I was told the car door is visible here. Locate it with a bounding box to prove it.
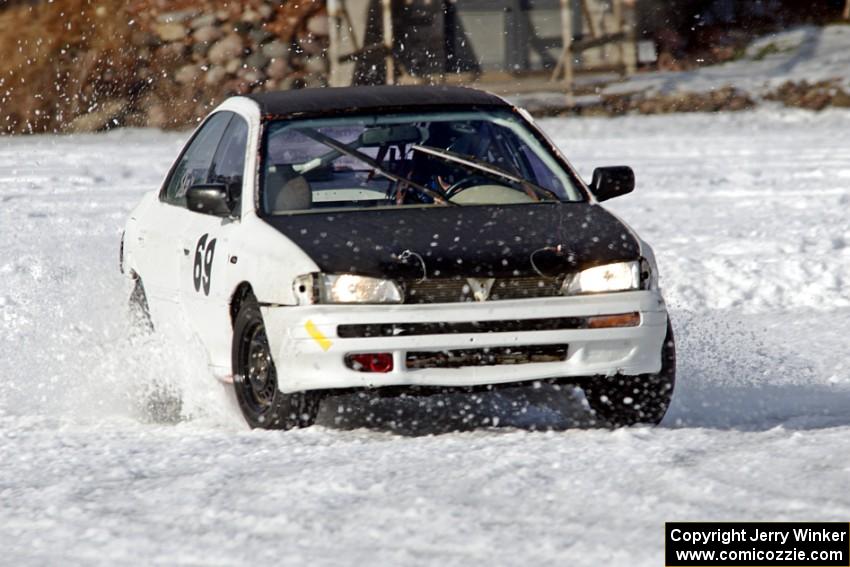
[180,113,250,366]
[135,112,232,328]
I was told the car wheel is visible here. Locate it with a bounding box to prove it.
[583,320,676,427]
[231,295,319,430]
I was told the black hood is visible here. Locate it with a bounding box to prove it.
[263,203,640,280]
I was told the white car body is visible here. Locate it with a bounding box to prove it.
[121,88,669,399]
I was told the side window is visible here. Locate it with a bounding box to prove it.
[162,112,232,206]
[209,115,249,213]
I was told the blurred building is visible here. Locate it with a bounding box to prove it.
[328,0,850,86]
[329,0,640,89]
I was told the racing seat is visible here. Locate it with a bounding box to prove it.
[265,165,312,212]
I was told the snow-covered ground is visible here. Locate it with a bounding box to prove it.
[606,24,850,97]
[1,108,849,565]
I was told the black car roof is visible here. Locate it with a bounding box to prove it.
[246,85,510,118]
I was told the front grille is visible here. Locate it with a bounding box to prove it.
[406,345,568,370]
[490,277,564,300]
[403,276,563,304]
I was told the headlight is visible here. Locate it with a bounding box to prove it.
[562,261,645,295]
[294,273,403,304]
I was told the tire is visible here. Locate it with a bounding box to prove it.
[128,278,183,422]
[583,320,676,427]
[231,295,320,430]
[128,278,154,333]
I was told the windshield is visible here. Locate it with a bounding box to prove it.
[260,109,584,214]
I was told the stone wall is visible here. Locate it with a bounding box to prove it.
[1,0,331,134]
[126,0,331,129]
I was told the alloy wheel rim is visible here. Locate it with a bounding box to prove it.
[241,322,277,412]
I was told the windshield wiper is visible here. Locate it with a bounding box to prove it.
[410,144,561,202]
[295,128,454,206]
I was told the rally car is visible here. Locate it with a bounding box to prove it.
[121,85,675,429]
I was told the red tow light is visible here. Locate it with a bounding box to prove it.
[345,353,394,373]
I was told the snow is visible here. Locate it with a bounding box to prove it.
[1,109,850,565]
[605,24,850,97]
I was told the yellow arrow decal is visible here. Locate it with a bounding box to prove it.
[304,319,332,351]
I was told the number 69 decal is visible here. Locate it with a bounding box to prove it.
[193,233,217,296]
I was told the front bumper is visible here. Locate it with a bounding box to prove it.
[261,290,669,393]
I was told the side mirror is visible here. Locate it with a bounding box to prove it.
[590,166,635,202]
[186,183,233,217]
